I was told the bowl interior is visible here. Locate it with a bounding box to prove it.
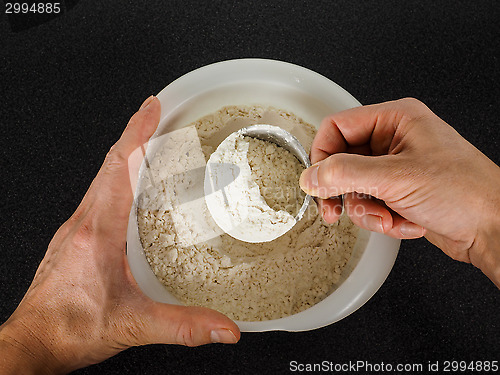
[126,59,400,331]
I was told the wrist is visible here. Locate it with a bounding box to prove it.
[0,318,65,375]
[470,198,500,288]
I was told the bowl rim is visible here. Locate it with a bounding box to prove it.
[126,58,400,332]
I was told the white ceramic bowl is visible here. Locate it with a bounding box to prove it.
[126,59,400,332]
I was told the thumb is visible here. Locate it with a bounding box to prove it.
[143,303,241,346]
[299,153,396,200]
[83,96,161,226]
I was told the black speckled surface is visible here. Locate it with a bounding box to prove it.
[1,1,499,374]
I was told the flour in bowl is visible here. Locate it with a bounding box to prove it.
[205,132,304,243]
[136,105,358,321]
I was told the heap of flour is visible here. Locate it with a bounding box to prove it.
[205,131,302,243]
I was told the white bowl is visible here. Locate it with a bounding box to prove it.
[126,59,400,332]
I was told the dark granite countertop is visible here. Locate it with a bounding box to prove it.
[1,1,498,374]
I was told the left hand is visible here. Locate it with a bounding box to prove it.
[0,96,240,375]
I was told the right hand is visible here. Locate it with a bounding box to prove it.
[299,98,500,287]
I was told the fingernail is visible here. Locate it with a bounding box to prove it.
[300,164,320,192]
[400,222,425,238]
[321,205,327,219]
[210,329,238,344]
[362,214,384,233]
[140,95,155,111]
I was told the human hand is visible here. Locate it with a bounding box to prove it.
[299,98,500,287]
[0,96,240,374]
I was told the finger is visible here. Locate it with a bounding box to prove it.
[384,212,426,239]
[310,115,347,163]
[316,197,343,224]
[310,98,428,162]
[346,144,372,156]
[343,193,425,238]
[300,153,397,201]
[144,303,240,347]
[344,193,393,233]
